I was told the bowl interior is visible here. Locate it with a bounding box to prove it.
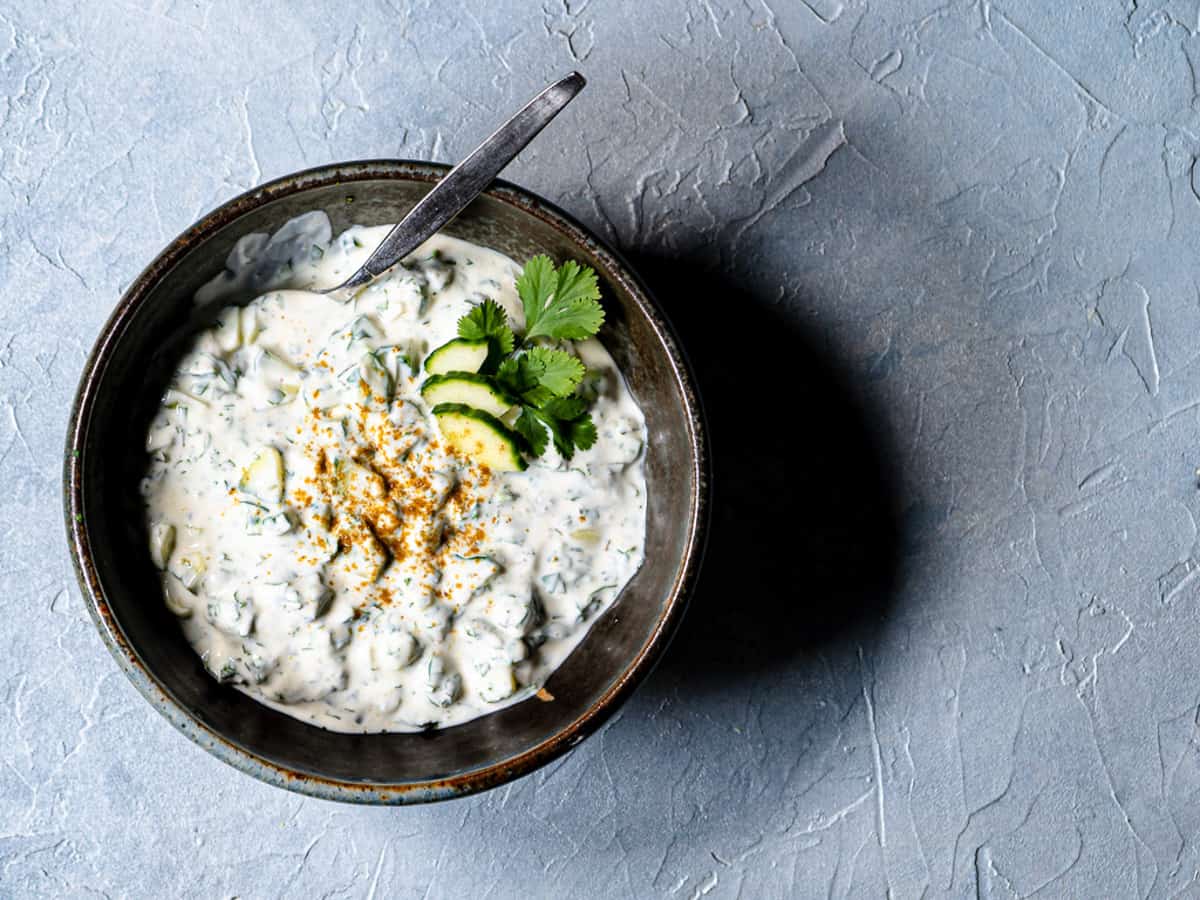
[73,166,702,794]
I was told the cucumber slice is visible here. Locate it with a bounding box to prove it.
[424,338,488,375]
[433,403,527,472]
[421,374,516,418]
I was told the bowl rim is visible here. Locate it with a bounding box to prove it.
[63,159,710,804]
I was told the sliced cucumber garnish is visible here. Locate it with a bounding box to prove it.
[424,338,488,375]
[421,373,516,418]
[433,403,526,472]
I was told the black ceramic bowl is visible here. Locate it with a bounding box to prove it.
[64,161,708,803]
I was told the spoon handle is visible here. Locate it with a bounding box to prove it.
[330,72,586,292]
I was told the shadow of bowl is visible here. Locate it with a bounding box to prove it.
[630,251,903,692]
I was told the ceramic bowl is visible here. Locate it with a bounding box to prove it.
[64,160,708,803]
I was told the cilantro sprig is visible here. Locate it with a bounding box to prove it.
[518,256,605,340]
[457,298,514,354]
[454,255,604,460]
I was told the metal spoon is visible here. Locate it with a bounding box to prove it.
[326,72,586,293]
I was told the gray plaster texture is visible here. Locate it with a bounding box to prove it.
[1,0,1198,896]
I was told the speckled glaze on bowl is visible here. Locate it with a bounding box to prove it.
[63,160,708,804]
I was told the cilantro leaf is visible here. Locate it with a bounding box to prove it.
[495,356,520,391]
[495,349,585,407]
[496,353,546,400]
[530,398,596,460]
[525,348,585,397]
[514,407,548,456]
[539,395,588,420]
[527,290,605,341]
[516,255,557,335]
[517,255,605,341]
[533,409,572,458]
[569,414,598,451]
[458,299,515,356]
[552,261,600,308]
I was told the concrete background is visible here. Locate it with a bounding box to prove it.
[2,0,1198,896]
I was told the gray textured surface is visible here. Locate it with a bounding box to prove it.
[3,0,1199,896]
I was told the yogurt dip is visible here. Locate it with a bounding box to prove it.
[139,214,647,732]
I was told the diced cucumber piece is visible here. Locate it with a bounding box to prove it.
[169,551,206,591]
[330,619,353,651]
[304,500,333,534]
[240,641,275,684]
[161,575,194,618]
[283,572,333,621]
[506,637,528,663]
[539,572,566,594]
[149,522,175,570]
[358,352,393,403]
[419,251,455,293]
[373,345,415,386]
[146,420,173,453]
[252,347,299,387]
[463,617,505,650]
[336,457,387,501]
[241,305,262,344]
[420,373,516,417]
[377,624,421,669]
[477,662,517,703]
[432,403,526,472]
[213,658,239,683]
[490,592,534,633]
[163,387,207,409]
[428,673,460,707]
[424,338,488,375]
[207,588,255,638]
[245,508,293,537]
[349,314,383,342]
[340,530,389,583]
[426,654,461,707]
[239,446,284,503]
[214,307,242,352]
